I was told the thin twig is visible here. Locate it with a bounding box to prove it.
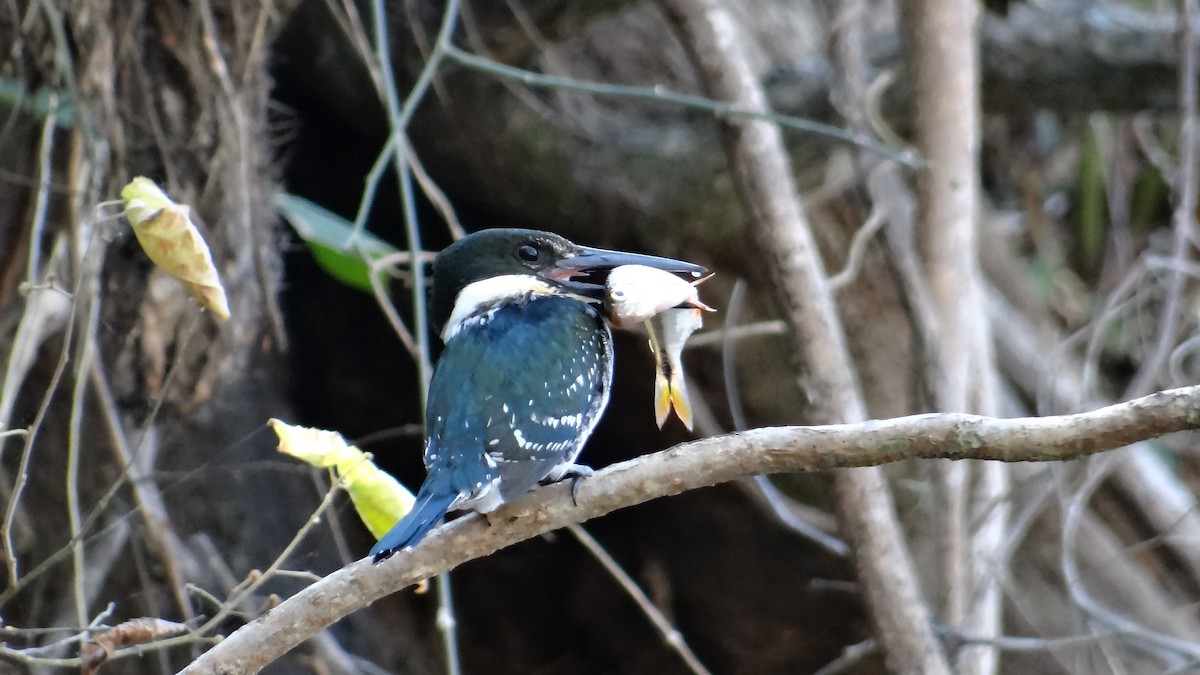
[828,199,886,291]
[369,1,458,670]
[25,91,56,285]
[327,0,379,93]
[1124,0,1200,398]
[0,262,72,440]
[441,45,923,168]
[0,313,200,607]
[0,604,116,665]
[433,572,461,675]
[743,478,849,557]
[401,137,466,240]
[721,279,750,432]
[1059,457,1200,667]
[1132,113,1177,181]
[65,267,100,627]
[177,479,347,647]
[369,0,436,389]
[2,231,100,589]
[88,355,195,620]
[871,158,940,409]
[310,471,355,565]
[686,319,785,348]
[722,279,849,556]
[941,627,1129,653]
[811,638,879,675]
[367,253,421,359]
[348,0,463,249]
[567,524,713,675]
[395,164,432,399]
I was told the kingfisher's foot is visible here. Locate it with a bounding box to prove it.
[549,464,593,506]
[554,463,594,480]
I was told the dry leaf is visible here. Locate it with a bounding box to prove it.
[120,177,231,321]
[81,617,189,675]
[270,418,416,539]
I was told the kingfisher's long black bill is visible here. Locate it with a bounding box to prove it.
[549,246,709,299]
[565,246,708,276]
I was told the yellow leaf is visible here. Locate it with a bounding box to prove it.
[121,177,231,321]
[271,418,352,466]
[269,419,415,539]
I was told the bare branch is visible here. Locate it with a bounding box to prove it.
[901,0,1007,672]
[178,385,1200,674]
[655,0,948,672]
[1124,0,1200,398]
[567,524,712,675]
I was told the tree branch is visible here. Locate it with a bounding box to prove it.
[654,0,949,671]
[901,0,1007,672]
[178,386,1200,675]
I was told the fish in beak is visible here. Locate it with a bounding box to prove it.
[544,245,709,303]
[604,263,715,431]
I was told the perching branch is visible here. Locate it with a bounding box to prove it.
[178,386,1200,675]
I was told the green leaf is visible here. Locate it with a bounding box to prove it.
[274,193,399,293]
[0,79,76,128]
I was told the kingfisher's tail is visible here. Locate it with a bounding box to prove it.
[370,484,458,562]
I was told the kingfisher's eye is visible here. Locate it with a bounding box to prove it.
[516,244,540,262]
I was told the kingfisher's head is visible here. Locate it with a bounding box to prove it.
[431,228,707,339]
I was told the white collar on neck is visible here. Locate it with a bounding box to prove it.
[441,275,558,342]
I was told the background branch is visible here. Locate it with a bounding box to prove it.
[656,0,949,671]
[901,1,1008,673]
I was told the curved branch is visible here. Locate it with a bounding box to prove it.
[179,385,1200,675]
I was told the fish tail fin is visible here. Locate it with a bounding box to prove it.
[653,368,672,429]
[668,369,693,430]
[647,324,671,429]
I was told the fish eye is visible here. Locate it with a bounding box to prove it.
[516,243,541,262]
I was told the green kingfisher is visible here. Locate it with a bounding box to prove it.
[371,228,708,561]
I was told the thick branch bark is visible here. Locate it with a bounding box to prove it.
[177,386,1200,674]
[903,1,1007,673]
[654,0,950,672]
